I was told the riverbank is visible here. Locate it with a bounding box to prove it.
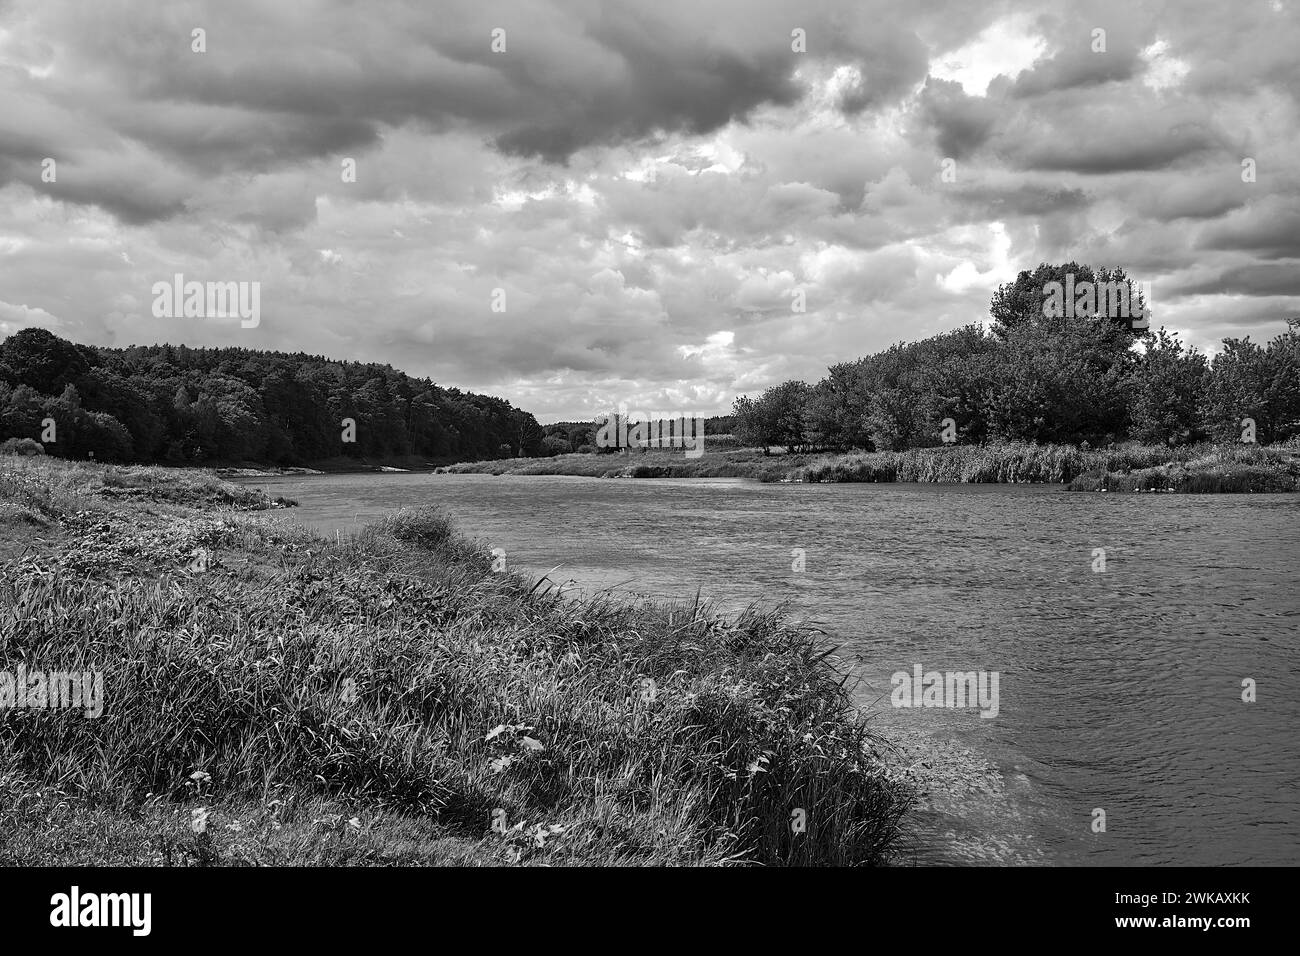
[0,456,912,866]
[435,447,818,481]
[800,442,1300,492]
[437,441,1300,492]
[214,453,449,477]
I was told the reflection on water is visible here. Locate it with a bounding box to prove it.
[241,471,1300,866]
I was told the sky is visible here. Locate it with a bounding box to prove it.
[1,0,1297,422]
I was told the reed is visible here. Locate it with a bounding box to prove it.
[794,442,1299,491]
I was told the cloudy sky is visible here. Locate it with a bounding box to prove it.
[1,0,1297,421]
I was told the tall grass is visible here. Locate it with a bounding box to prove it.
[795,442,1087,483]
[1067,444,1300,492]
[0,460,912,866]
[794,441,1300,491]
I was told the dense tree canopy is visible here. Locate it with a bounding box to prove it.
[0,331,544,464]
[989,262,1147,340]
[733,266,1300,451]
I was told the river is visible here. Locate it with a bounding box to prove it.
[236,471,1300,866]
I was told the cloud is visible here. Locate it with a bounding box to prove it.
[914,77,999,158]
[1197,200,1300,260]
[0,299,61,336]
[1006,103,1226,175]
[1180,262,1300,298]
[1,0,1298,417]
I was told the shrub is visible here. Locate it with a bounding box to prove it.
[0,437,44,456]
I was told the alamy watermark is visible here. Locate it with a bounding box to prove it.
[1042,273,1149,330]
[594,404,705,458]
[0,665,103,718]
[890,663,999,718]
[151,273,260,328]
[50,886,150,936]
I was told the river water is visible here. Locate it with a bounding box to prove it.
[238,472,1300,866]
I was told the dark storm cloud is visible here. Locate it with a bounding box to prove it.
[1007,32,1145,98]
[1197,201,1300,261]
[1180,262,1300,299]
[0,75,194,222]
[1012,114,1224,174]
[914,77,999,158]
[112,106,381,178]
[994,0,1158,99]
[1133,173,1248,223]
[818,16,930,115]
[951,181,1090,219]
[0,0,943,220]
[41,175,188,224]
[495,6,804,162]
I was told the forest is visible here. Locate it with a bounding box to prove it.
[731,263,1300,453]
[0,330,544,465]
[6,261,1297,466]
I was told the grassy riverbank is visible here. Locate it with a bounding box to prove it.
[0,456,912,866]
[798,442,1300,492]
[438,442,1300,492]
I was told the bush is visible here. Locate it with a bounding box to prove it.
[541,435,571,457]
[0,437,45,456]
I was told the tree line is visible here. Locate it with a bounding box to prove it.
[539,415,734,455]
[0,329,544,464]
[732,263,1300,452]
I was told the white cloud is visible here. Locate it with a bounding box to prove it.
[0,300,61,335]
[929,13,1047,95]
[1140,39,1191,91]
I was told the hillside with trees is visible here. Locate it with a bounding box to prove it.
[0,330,544,465]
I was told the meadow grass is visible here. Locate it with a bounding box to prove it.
[0,456,912,866]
